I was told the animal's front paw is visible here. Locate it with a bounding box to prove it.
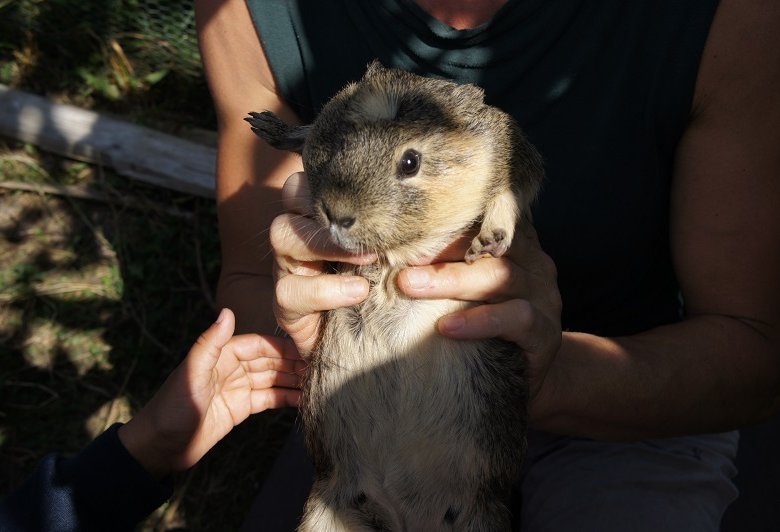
[465,228,509,263]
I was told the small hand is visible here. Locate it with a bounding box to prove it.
[118,308,305,479]
[270,172,375,354]
[397,220,563,409]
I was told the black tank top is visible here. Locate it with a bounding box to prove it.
[247,0,720,336]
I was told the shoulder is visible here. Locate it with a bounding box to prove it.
[693,0,780,121]
[194,0,284,120]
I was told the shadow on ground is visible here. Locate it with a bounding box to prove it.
[0,146,292,530]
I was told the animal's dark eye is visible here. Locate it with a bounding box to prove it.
[398,149,422,178]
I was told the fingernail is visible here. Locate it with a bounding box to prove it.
[215,308,228,324]
[341,278,366,299]
[439,314,465,334]
[404,267,430,289]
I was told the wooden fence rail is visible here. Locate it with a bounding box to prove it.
[0,84,216,198]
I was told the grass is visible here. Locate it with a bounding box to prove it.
[0,2,294,530]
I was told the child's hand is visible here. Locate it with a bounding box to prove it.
[118,309,304,479]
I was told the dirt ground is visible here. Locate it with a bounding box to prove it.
[0,144,294,530]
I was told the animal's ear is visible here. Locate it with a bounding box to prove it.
[245,111,310,154]
[363,59,387,80]
[452,82,486,107]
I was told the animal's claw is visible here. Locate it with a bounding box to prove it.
[465,228,509,264]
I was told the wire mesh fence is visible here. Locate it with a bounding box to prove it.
[1,0,201,78]
[0,0,211,128]
[112,0,203,81]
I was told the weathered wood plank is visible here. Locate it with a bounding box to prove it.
[0,84,217,197]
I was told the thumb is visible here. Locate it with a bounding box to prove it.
[189,308,236,373]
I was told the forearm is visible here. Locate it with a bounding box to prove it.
[199,0,304,337]
[533,315,780,441]
[217,271,277,335]
[0,425,171,531]
[214,145,300,336]
[117,415,173,481]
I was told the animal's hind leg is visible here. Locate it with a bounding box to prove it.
[245,111,310,153]
[298,487,349,532]
[461,498,512,532]
[298,480,375,532]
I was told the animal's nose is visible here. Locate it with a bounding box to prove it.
[322,204,356,230]
[334,216,356,229]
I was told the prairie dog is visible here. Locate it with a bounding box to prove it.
[248,62,544,531]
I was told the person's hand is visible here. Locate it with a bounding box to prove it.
[270,171,561,414]
[270,172,376,354]
[117,308,304,479]
[396,220,563,409]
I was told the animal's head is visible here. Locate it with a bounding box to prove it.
[248,61,541,263]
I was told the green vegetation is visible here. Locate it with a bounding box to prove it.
[0,0,214,130]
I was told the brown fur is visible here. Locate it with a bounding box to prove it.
[248,62,544,531]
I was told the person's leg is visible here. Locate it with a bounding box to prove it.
[519,430,739,532]
[721,416,780,531]
[240,421,314,532]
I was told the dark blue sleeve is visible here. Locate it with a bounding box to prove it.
[0,423,172,531]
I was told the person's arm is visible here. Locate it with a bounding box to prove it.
[398,0,780,440]
[0,425,171,532]
[0,310,303,530]
[529,0,780,439]
[195,0,305,334]
[117,309,303,478]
